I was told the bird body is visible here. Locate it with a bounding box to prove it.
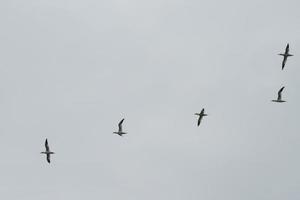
[113,118,127,136]
[279,44,293,70]
[195,108,207,126]
[41,139,55,163]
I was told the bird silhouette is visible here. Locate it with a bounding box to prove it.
[279,43,293,70]
[40,139,55,163]
[113,118,127,136]
[195,108,208,126]
[272,86,286,103]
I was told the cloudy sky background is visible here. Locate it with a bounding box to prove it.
[0,0,299,199]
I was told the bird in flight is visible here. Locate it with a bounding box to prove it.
[279,43,293,70]
[40,139,55,163]
[113,118,127,136]
[272,86,286,103]
[195,108,208,126]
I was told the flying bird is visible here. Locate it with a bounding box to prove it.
[195,108,208,126]
[279,43,293,70]
[40,139,55,163]
[113,118,127,136]
[272,86,286,103]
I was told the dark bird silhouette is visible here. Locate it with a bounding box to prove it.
[279,43,293,70]
[195,108,208,126]
[40,139,55,163]
[272,86,286,103]
[113,118,127,136]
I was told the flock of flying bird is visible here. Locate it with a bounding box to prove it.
[272,43,293,103]
[40,43,294,163]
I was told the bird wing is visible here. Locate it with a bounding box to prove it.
[47,154,51,163]
[282,56,287,70]
[278,86,285,101]
[118,118,124,132]
[200,108,204,115]
[45,139,50,152]
[285,44,289,54]
[197,115,203,126]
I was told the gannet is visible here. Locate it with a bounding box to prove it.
[272,86,286,103]
[279,43,293,70]
[195,108,207,126]
[40,139,55,163]
[113,118,127,136]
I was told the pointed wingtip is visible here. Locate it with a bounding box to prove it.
[278,86,285,93]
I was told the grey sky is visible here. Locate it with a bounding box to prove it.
[0,0,299,199]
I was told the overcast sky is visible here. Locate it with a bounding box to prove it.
[0,0,299,199]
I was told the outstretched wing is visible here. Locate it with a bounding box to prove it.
[46,154,51,163]
[45,139,50,152]
[118,118,124,132]
[197,115,203,126]
[277,86,285,101]
[200,108,204,115]
[282,56,287,70]
[285,44,289,54]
